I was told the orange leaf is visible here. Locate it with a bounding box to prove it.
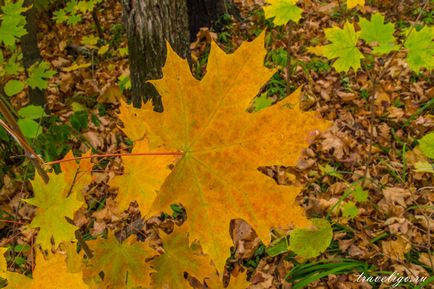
[117,32,330,271]
[110,140,177,216]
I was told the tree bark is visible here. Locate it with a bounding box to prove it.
[187,0,226,41]
[21,0,45,106]
[121,0,191,109]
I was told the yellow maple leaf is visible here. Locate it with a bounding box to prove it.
[109,140,177,216]
[30,252,88,289]
[24,172,85,250]
[118,32,330,271]
[150,226,215,288]
[347,0,364,9]
[205,271,250,289]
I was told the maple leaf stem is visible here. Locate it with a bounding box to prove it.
[44,152,184,166]
[0,219,24,225]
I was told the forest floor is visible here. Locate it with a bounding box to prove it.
[0,0,433,288]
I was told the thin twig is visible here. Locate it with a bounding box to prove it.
[44,151,184,166]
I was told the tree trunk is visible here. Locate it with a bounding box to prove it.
[121,0,191,109]
[21,0,45,106]
[187,0,226,41]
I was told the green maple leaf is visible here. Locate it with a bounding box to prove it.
[351,184,368,202]
[67,13,82,25]
[26,61,56,90]
[86,234,155,289]
[264,0,303,26]
[0,16,27,47]
[53,9,68,24]
[23,173,84,250]
[359,13,399,55]
[404,26,434,71]
[5,54,24,75]
[289,218,332,258]
[1,0,28,16]
[341,201,359,218]
[316,22,364,72]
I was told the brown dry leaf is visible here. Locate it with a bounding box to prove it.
[418,253,434,268]
[381,237,411,261]
[382,187,411,207]
[97,85,124,104]
[230,219,260,260]
[321,131,345,159]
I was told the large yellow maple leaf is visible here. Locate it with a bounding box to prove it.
[109,140,176,216]
[118,32,330,271]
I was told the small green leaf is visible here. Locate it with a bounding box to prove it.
[81,35,99,47]
[289,218,333,258]
[359,13,399,54]
[319,164,343,179]
[53,9,68,24]
[404,26,434,71]
[266,236,289,257]
[26,61,56,90]
[313,22,364,72]
[5,54,24,75]
[419,132,434,159]
[0,16,27,47]
[254,93,274,111]
[18,105,47,119]
[349,184,368,202]
[341,201,358,218]
[17,118,41,138]
[118,74,131,92]
[13,244,30,253]
[98,44,110,55]
[71,102,88,112]
[13,256,26,266]
[67,13,82,25]
[264,0,303,26]
[4,79,24,96]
